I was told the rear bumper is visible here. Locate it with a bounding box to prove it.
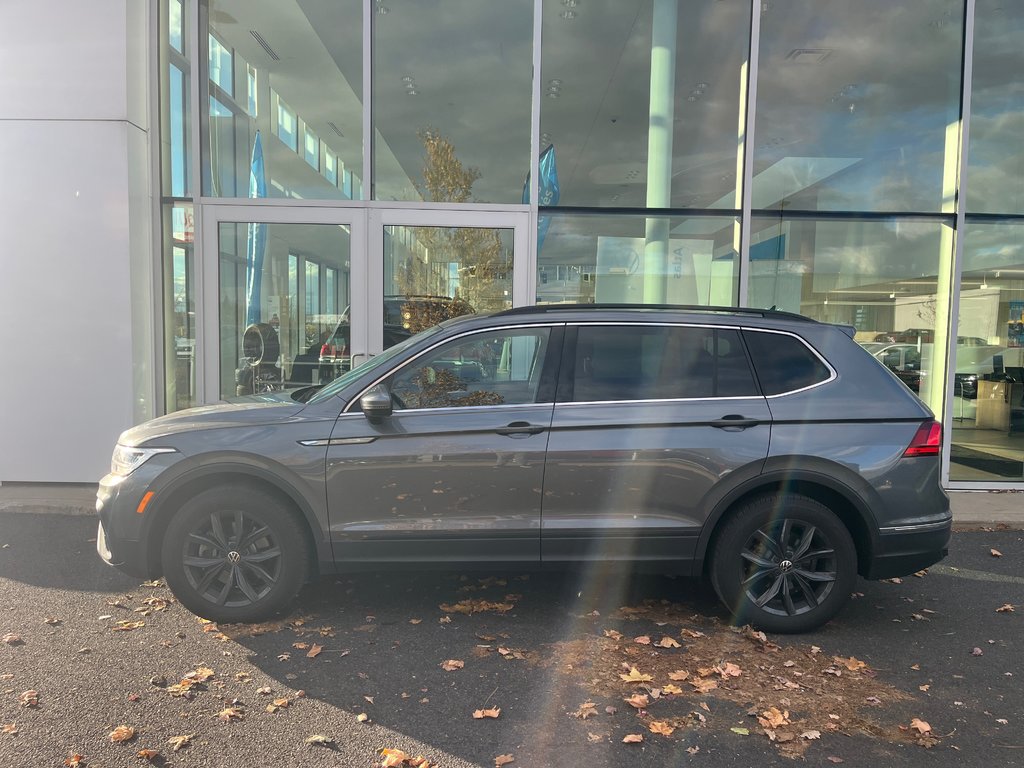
[866,517,952,579]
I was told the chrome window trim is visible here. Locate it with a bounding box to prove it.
[556,395,767,407]
[342,322,561,414]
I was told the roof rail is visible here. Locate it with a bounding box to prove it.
[491,303,815,323]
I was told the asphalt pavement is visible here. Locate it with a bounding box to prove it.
[1,513,1022,768]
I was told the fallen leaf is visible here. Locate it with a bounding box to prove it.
[168,734,193,752]
[187,666,214,682]
[633,635,651,645]
[473,707,501,719]
[277,653,291,661]
[603,629,623,641]
[17,690,38,708]
[680,628,706,638]
[216,706,244,722]
[656,636,681,649]
[662,684,684,695]
[64,755,85,767]
[716,662,742,678]
[910,718,931,734]
[997,604,1015,613]
[266,697,290,713]
[835,656,867,672]
[494,755,515,767]
[689,678,717,694]
[827,757,844,764]
[441,659,465,672]
[409,619,422,624]
[111,621,146,632]
[110,725,136,743]
[668,670,689,681]
[306,643,323,658]
[572,701,598,720]
[622,734,644,743]
[1,634,23,646]
[440,599,514,614]
[256,686,273,695]
[971,647,984,657]
[2,724,18,735]
[758,707,791,729]
[731,727,750,735]
[625,693,649,709]
[649,721,675,736]
[919,684,930,692]
[43,617,61,625]
[305,734,334,746]
[365,696,375,705]
[619,666,653,683]
[801,730,821,740]
[687,746,700,755]
[137,748,160,761]
[357,713,369,723]
[991,549,1002,557]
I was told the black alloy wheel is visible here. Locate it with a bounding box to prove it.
[162,486,308,623]
[711,493,857,634]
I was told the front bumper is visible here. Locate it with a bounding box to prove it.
[95,464,172,579]
[866,517,952,579]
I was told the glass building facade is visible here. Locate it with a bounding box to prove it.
[158,0,1024,489]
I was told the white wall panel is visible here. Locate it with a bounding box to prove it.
[0,0,129,121]
[0,120,136,481]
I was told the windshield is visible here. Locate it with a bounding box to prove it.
[306,325,446,404]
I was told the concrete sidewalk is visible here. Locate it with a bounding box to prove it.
[0,481,1020,527]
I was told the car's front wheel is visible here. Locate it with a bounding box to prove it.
[161,485,309,623]
[710,493,857,634]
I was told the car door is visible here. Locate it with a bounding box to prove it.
[325,324,562,564]
[540,322,771,563]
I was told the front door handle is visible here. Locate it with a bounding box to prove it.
[495,421,545,437]
[710,415,761,430]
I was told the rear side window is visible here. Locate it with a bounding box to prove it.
[743,329,832,395]
[565,325,759,402]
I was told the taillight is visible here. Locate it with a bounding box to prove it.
[320,344,330,357]
[903,420,942,457]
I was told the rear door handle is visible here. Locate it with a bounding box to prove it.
[710,415,761,430]
[495,421,545,437]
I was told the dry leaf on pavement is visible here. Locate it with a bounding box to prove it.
[168,734,193,752]
[441,659,465,671]
[619,666,653,683]
[3,724,18,735]
[572,701,598,719]
[649,721,675,736]
[991,549,1003,557]
[668,669,689,681]
[1,634,23,646]
[625,693,649,709]
[622,734,644,743]
[307,643,323,658]
[17,691,38,708]
[603,629,623,641]
[137,748,160,761]
[216,706,244,722]
[758,707,791,729]
[494,755,514,767]
[633,635,651,645]
[997,604,1015,613]
[910,718,931,734]
[64,755,84,767]
[473,707,501,719]
[656,636,681,648]
[110,725,136,743]
[306,734,334,746]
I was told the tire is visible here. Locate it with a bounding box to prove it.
[710,493,857,634]
[161,485,309,623]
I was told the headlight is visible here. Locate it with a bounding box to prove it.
[110,445,176,476]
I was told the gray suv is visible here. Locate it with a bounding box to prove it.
[96,305,950,633]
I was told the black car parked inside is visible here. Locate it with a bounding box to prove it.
[97,305,950,633]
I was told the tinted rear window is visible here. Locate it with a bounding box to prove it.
[742,330,832,395]
[565,325,759,401]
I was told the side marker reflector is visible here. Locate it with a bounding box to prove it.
[136,491,155,515]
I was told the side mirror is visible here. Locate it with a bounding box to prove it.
[360,388,393,420]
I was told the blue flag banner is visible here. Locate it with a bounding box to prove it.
[523,145,560,253]
[245,131,268,327]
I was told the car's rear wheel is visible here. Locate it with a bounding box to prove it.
[710,493,856,634]
[161,485,309,623]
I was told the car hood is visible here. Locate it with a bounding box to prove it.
[119,397,306,446]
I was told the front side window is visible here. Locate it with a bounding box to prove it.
[386,328,551,410]
[566,325,758,403]
[743,330,832,396]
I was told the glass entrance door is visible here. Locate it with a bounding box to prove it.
[200,206,365,403]
[371,209,530,352]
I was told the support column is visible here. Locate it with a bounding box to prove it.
[643,0,678,303]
